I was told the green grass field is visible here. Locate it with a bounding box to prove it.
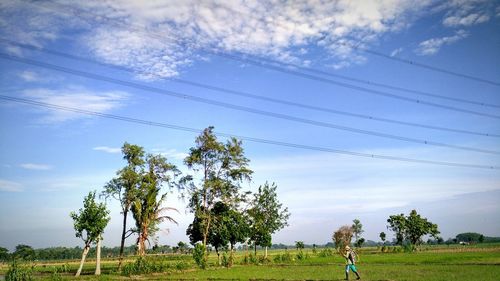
[1,244,499,280]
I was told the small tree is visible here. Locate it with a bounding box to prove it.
[248,182,290,258]
[295,241,305,252]
[352,219,364,245]
[131,154,181,256]
[379,232,386,244]
[70,191,110,277]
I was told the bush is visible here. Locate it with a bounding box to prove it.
[5,260,33,281]
[318,248,334,257]
[273,252,293,263]
[121,256,172,276]
[192,243,207,269]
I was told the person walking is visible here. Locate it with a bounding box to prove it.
[343,245,361,280]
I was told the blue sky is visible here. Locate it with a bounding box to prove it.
[0,0,499,250]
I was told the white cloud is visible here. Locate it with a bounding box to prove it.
[19,71,39,82]
[151,148,189,161]
[441,0,493,27]
[0,179,23,192]
[93,146,121,154]
[19,163,53,170]
[21,86,129,123]
[443,13,490,27]
[390,47,403,57]
[416,30,468,56]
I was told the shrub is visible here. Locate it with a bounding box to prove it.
[192,243,207,269]
[5,260,33,281]
[318,248,334,257]
[121,256,172,276]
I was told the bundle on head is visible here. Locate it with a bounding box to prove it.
[333,225,353,255]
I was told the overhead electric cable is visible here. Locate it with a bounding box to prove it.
[2,52,499,156]
[28,0,500,110]
[1,94,498,170]
[3,38,498,138]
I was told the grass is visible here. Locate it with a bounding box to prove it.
[1,244,499,280]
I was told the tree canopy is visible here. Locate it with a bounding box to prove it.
[387,209,439,247]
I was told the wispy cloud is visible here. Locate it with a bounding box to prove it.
[19,71,40,82]
[0,179,23,192]
[415,30,468,56]
[19,163,53,170]
[151,148,189,161]
[441,0,493,27]
[20,86,129,123]
[93,146,121,154]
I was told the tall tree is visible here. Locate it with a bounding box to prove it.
[352,219,364,244]
[70,191,110,277]
[387,209,439,248]
[131,154,181,256]
[248,182,290,258]
[101,142,144,269]
[184,126,253,261]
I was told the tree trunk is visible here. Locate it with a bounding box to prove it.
[229,243,234,267]
[95,236,102,275]
[75,244,90,277]
[254,243,257,256]
[117,207,129,270]
[265,246,268,259]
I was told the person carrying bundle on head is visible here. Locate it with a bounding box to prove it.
[343,245,361,280]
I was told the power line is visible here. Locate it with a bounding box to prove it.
[27,1,500,112]
[3,38,498,138]
[1,94,498,170]
[2,52,499,156]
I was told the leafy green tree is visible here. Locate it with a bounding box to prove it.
[101,142,145,269]
[0,247,9,261]
[13,244,35,261]
[70,191,110,276]
[352,219,364,247]
[295,241,305,251]
[456,232,484,243]
[248,182,290,258]
[131,154,181,256]
[355,237,365,248]
[387,210,439,248]
[379,232,386,244]
[184,127,253,262]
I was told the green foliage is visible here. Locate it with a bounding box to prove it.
[70,191,110,247]
[131,153,181,255]
[380,231,386,242]
[13,245,35,261]
[121,256,187,276]
[185,126,253,249]
[295,241,305,250]
[456,232,484,243]
[318,248,334,257]
[248,182,290,249]
[0,246,10,261]
[192,243,207,269]
[387,210,440,248]
[273,251,293,263]
[5,260,33,281]
[355,237,365,248]
[352,219,364,243]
